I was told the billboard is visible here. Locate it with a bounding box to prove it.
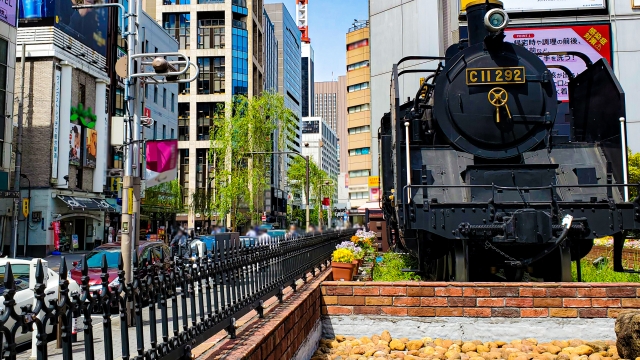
[69,124,82,166]
[0,0,17,27]
[18,0,108,56]
[504,24,612,102]
[501,0,605,12]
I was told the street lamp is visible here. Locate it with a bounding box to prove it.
[249,151,310,231]
[19,174,30,257]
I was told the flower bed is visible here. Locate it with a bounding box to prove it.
[331,230,378,281]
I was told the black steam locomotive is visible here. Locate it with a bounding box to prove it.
[379,0,640,281]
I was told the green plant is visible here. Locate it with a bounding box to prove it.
[572,259,640,282]
[373,252,422,282]
[332,248,355,264]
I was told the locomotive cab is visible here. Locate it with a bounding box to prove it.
[379,0,639,282]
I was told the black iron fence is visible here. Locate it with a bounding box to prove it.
[0,230,354,360]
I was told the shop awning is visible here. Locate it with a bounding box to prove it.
[105,198,122,213]
[57,195,116,212]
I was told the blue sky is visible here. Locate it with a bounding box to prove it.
[265,0,369,82]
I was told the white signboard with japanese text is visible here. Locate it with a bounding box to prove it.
[502,0,605,12]
[504,24,612,101]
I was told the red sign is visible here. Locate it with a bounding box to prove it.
[144,108,151,118]
[322,198,330,206]
[53,221,60,250]
[261,215,266,222]
[505,24,612,102]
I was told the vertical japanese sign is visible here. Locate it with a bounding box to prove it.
[52,68,61,179]
[53,221,60,250]
[504,24,612,102]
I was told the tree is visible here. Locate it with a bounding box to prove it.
[209,92,294,231]
[143,180,184,214]
[287,156,335,226]
[629,148,640,199]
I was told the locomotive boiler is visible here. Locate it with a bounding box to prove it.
[379,0,640,281]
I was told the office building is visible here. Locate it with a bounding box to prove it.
[301,117,338,181]
[345,21,372,210]
[154,0,265,231]
[301,43,314,117]
[264,10,278,93]
[264,3,302,202]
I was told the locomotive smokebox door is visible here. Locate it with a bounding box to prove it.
[508,209,553,244]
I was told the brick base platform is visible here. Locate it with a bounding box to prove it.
[321,281,640,319]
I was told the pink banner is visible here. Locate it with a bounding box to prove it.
[145,140,178,187]
[53,221,60,250]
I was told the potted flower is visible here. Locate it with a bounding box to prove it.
[331,248,355,281]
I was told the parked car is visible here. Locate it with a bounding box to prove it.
[0,258,81,345]
[69,241,171,293]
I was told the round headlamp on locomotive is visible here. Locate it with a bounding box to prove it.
[379,0,639,282]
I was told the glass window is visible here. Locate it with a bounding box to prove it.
[178,103,190,141]
[348,104,370,114]
[302,120,319,134]
[171,93,175,112]
[171,128,175,139]
[0,264,30,292]
[154,84,158,103]
[349,192,368,200]
[162,13,190,49]
[198,57,225,94]
[163,88,167,108]
[348,125,371,134]
[197,103,223,140]
[347,60,369,72]
[348,169,371,178]
[347,39,369,51]
[349,147,370,156]
[198,18,225,49]
[163,125,166,139]
[348,82,370,93]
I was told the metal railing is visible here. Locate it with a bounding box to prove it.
[0,230,353,360]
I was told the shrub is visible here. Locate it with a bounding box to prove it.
[373,252,422,282]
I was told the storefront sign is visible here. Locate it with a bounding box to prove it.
[0,0,17,27]
[21,198,28,218]
[52,68,61,179]
[368,176,380,188]
[53,221,60,249]
[497,0,605,12]
[369,187,380,202]
[504,24,612,102]
[72,234,79,249]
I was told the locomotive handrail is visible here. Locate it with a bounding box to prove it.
[396,55,448,67]
[398,69,439,77]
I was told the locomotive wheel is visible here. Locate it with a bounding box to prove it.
[533,245,572,282]
[441,241,469,282]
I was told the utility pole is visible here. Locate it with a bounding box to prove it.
[11,43,26,258]
[305,155,310,231]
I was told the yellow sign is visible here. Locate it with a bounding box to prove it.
[368,176,380,188]
[22,198,29,218]
[127,188,133,214]
[466,67,526,86]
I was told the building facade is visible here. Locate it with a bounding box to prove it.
[264,3,302,204]
[301,117,338,181]
[15,2,113,256]
[314,77,347,209]
[0,2,17,253]
[154,0,265,231]
[345,23,372,210]
[301,43,314,117]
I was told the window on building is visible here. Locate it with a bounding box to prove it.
[348,82,369,92]
[153,122,157,140]
[144,84,149,99]
[171,128,175,139]
[348,169,371,178]
[197,103,223,140]
[197,57,225,94]
[163,125,166,139]
[198,17,225,49]
[349,192,368,200]
[154,85,158,103]
[179,149,190,204]
[349,147,370,156]
[162,13,190,49]
[163,88,167,108]
[347,39,368,51]
[171,93,175,112]
[162,0,190,4]
[348,104,370,114]
[178,103,189,141]
[348,125,371,134]
[347,60,369,72]
[302,120,319,134]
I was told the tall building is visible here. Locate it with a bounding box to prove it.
[301,43,314,117]
[155,0,265,231]
[301,117,338,180]
[264,10,278,93]
[345,21,372,210]
[264,3,302,201]
[314,77,348,209]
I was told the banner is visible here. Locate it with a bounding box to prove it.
[145,140,178,188]
[53,221,60,250]
[500,0,605,12]
[0,0,17,27]
[69,124,82,166]
[369,187,380,202]
[504,24,612,102]
[85,128,97,168]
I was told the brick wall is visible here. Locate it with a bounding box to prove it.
[585,246,640,269]
[321,282,640,319]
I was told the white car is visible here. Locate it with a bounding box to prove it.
[0,258,81,345]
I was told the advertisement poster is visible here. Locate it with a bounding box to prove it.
[72,234,79,249]
[69,124,82,165]
[145,140,178,187]
[53,221,60,250]
[369,187,380,202]
[19,0,107,56]
[0,0,17,27]
[85,128,97,168]
[501,0,605,12]
[504,24,612,102]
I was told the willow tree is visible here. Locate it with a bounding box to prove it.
[209,92,294,230]
[287,156,333,225]
[143,180,184,214]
